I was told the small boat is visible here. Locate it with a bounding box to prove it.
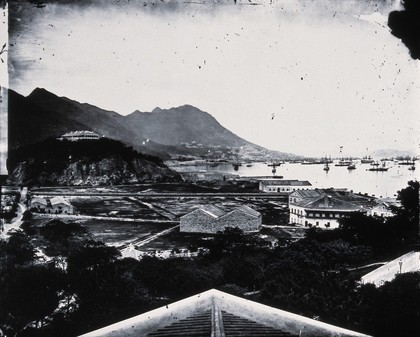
[347,163,356,170]
[267,162,282,175]
[323,156,330,171]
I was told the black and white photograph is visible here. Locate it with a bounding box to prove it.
[0,0,419,336]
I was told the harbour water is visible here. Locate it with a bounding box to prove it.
[173,161,419,198]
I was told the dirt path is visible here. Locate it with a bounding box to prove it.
[117,224,180,250]
[1,202,26,239]
[33,213,178,224]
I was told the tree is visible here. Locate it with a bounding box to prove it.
[389,180,420,242]
[1,265,64,335]
[357,272,420,337]
[5,231,36,265]
[40,220,89,256]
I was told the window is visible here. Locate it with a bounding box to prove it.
[321,214,325,217]
[315,213,320,217]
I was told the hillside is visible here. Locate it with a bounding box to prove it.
[125,105,249,147]
[6,138,182,186]
[8,88,296,160]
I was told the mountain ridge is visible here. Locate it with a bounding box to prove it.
[8,87,296,160]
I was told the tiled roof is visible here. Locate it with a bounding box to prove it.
[199,204,226,218]
[184,205,261,219]
[291,189,373,211]
[79,289,371,337]
[148,310,211,337]
[231,205,261,218]
[31,197,48,206]
[290,189,325,199]
[303,196,364,211]
[50,196,71,206]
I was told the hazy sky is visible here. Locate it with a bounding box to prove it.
[7,0,420,157]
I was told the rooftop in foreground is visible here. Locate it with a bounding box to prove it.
[79,289,371,337]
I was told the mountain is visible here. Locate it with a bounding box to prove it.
[371,149,416,159]
[8,87,296,160]
[124,105,248,147]
[7,138,182,186]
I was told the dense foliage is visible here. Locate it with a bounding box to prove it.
[9,137,165,171]
[0,181,419,336]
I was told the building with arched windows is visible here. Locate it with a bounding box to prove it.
[59,130,100,141]
[289,189,375,229]
[259,179,312,194]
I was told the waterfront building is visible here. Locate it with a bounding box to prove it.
[59,130,100,141]
[79,289,371,337]
[289,189,374,229]
[180,204,261,234]
[259,179,312,193]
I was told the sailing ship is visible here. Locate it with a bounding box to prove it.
[408,158,416,171]
[267,162,282,175]
[347,160,356,170]
[323,162,330,172]
[368,161,389,171]
[361,155,374,164]
[335,159,352,166]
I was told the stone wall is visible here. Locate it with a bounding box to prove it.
[180,210,215,233]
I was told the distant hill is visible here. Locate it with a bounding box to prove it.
[372,149,416,159]
[7,138,182,186]
[8,88,296,160]
[125,105,248,147]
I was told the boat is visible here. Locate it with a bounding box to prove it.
[408,160,416,171]
[335,159,352,167]
[347,162,356,170]
[361,155,374,164]
[301,160,323,165]
[267,162,282,174]
[323,156,330,171]
[368,161,389,171]
[232,162,242,171]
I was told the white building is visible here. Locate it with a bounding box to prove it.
[367,197,400,217]
[259,179,312,193]
[50,196,73,214]
[289,189,373,229]
[30,196,73,214]
[30,197,49,213]
[59,130,100,141]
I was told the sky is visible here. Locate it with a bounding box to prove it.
[5,0,420,157]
